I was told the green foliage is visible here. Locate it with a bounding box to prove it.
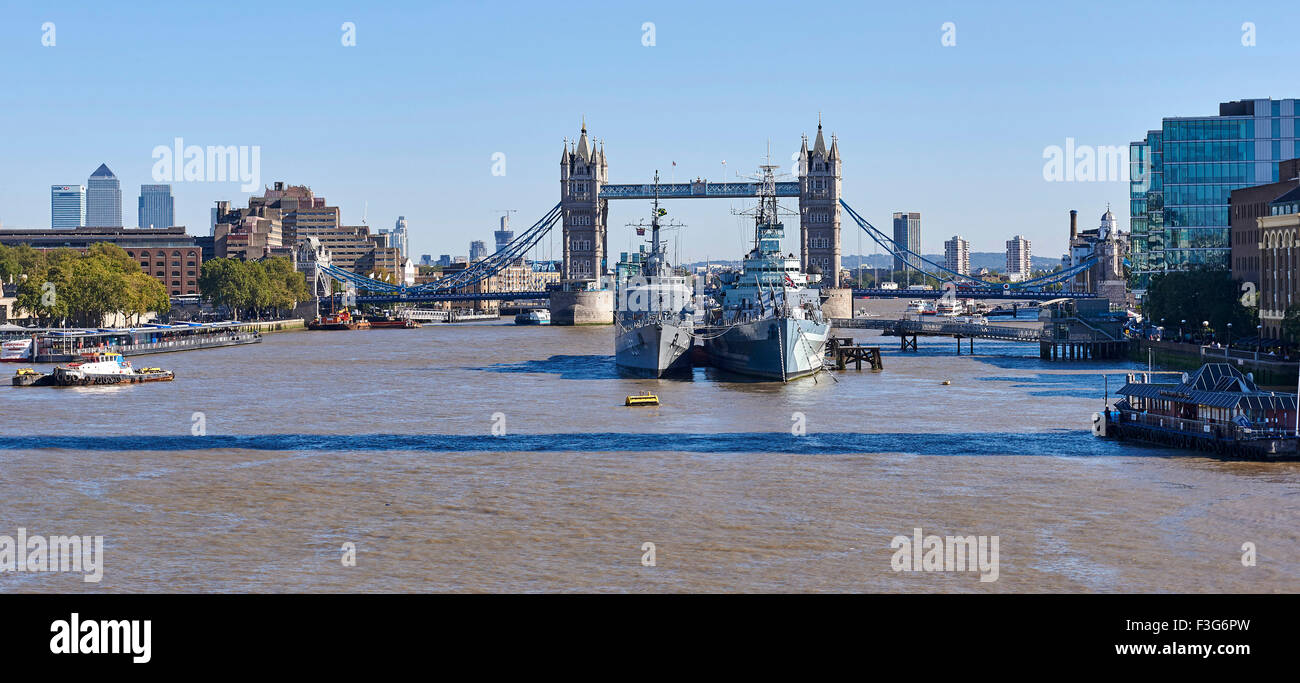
[5,242,170,327]
[1282,304,1300,343]
[1143,270,1256,341]
[199,256,309,320]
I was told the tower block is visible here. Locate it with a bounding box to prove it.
[797,119,843,288]
[559,121,609,282]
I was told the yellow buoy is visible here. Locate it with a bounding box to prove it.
[625,391,660,406]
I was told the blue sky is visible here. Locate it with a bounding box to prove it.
[1,0,1297,263]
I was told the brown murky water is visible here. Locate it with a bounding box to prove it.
[1,317,1297,593]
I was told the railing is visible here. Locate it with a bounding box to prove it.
[832,317,1046,342]
[1112,410,1298,441]
[399,309,450,322]
[39,332,262,359]
[1199,345,1299,369]
[599,181,801,199]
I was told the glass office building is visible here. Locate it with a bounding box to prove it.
[86,163,123,227]
[138,184,174,228]
[1129,98,1298,290]
[50,185,86,228]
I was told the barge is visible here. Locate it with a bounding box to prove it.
[1099,363,1299,460]
[25,322,262,363]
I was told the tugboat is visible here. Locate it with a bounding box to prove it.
[614,171,696,376]
[307,308,371,330]
[13,352,174,386]
[698,164,830,381]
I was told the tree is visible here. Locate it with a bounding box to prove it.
[1143,269,1255,342]
[199,256,309,320]
[1282,304,1300,344]
[11,243,168,326]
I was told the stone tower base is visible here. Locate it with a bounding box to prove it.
[819,287,853,319]
[549,290,613,325]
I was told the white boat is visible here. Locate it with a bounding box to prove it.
[49,352,174,386]
[514,309,550,325]
[906,300,937,315]
[1,338,33,362]
[936,299,965,316]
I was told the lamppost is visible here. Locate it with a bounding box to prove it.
[1227,322,1232,349]
[1257,324,1263,357]
[1202,320,1209,345]
[1180,319,1186,343]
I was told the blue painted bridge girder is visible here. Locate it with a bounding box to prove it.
[334,291,551,305]
[850,288,1096,301]
[600,181,800,200]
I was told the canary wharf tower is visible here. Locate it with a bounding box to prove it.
[86,163,123,227]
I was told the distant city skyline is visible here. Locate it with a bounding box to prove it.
[2,1,1298,262]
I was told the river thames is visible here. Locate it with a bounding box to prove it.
[1,320,1297,593]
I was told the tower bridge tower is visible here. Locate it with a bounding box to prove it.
[559,121,609,282]
[797,119,842,287]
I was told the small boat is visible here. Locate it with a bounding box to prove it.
[15,352,175,386]
[905,300,936,316]
[625,391,660,406]
[515,309,551,325]
[936,299,964,316]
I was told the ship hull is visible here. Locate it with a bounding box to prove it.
[50,368,174,386]
[615,321,693,376]
[702,317,829,381]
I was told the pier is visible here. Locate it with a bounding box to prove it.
[398,309,500,323]
[1102,365,1299,460]
[27,321,279,363]
[826,337,883,370]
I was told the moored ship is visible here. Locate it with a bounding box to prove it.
[698,164,829,381]
[614,172,696,376]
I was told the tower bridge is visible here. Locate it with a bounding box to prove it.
[319,119,1097,320]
